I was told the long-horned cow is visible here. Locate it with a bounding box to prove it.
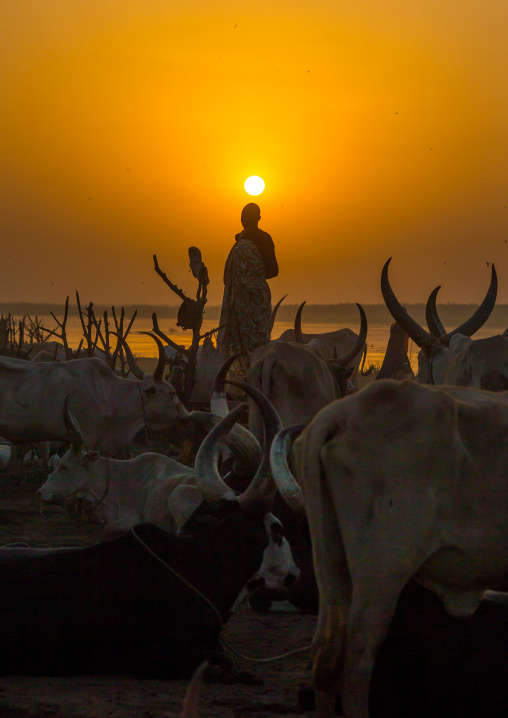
[381,258,504,388]
[0,333,184,452]
[38,389,300,601]
[270,379,508,718]
[244,304,368,441]
[276,302,370,386]
[38,395,261,533]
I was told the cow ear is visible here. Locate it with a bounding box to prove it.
[144,386,157,397]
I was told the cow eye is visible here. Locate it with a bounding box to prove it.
[144,387,157,397]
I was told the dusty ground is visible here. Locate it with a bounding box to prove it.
[0,477,317,718]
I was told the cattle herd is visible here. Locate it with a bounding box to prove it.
[1,257,508,718]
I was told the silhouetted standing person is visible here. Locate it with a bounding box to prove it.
[218,203,278,376]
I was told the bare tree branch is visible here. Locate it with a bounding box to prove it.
[153,254,188,301]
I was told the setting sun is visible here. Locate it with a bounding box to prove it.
[244,176,265,196]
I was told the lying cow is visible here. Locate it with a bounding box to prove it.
[38,395,261,534]
[269,379,508,718]
[38,393,299,604]
[0,404,280,678]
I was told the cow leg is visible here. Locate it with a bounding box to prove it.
[304,479,351,718]
[340,584,407,718]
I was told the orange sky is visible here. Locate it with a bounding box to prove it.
[1,0,508,308]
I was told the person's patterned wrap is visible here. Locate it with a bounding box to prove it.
[218,239,271,377]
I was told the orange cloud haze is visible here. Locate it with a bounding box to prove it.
[1,0,507,308]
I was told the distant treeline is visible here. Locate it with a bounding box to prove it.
[2,302,508,329]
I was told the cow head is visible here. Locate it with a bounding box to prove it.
[114,331,188,427]
[381,258,498,386]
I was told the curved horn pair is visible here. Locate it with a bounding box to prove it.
[195,379,282,514]
[112,332,166,382]
[194,404,247,506]
[226,380,282,513]
[295,302,368,367]
[189,409,262,478]
[237,382,307,515]
[381,258,497,349]
[229,380,307,515]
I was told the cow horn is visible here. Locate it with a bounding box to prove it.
[270,425,306,515]
[425,286,446,338]
[141,332,166,382]
[181,661,209,718]
[210,354,239,418]
[225,379,282,513]
[189,410,262,477]
[194,404,246,506]
[111,333,145,379]
[63,393,83,450]
[381,258,435,349]
[294,302,306,344]
[333,303,368,367]
[270,294,288,331]
[442,264,497,344]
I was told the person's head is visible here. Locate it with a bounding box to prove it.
[241,203,261,230]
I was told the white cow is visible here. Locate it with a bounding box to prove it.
[40,398,300,599]
[272,379,508,718]
[0,333,185,452]
[37,394,261,532]
[39,450,198,533]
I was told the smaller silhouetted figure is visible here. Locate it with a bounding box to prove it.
[218,203,278,377]
[376,321,415,380]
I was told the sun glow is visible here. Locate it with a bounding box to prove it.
[244,176,265,196]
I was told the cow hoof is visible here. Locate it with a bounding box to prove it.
[247,589,273,613]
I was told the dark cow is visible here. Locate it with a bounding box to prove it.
[297,580,508,718]
[0,404,278,678]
